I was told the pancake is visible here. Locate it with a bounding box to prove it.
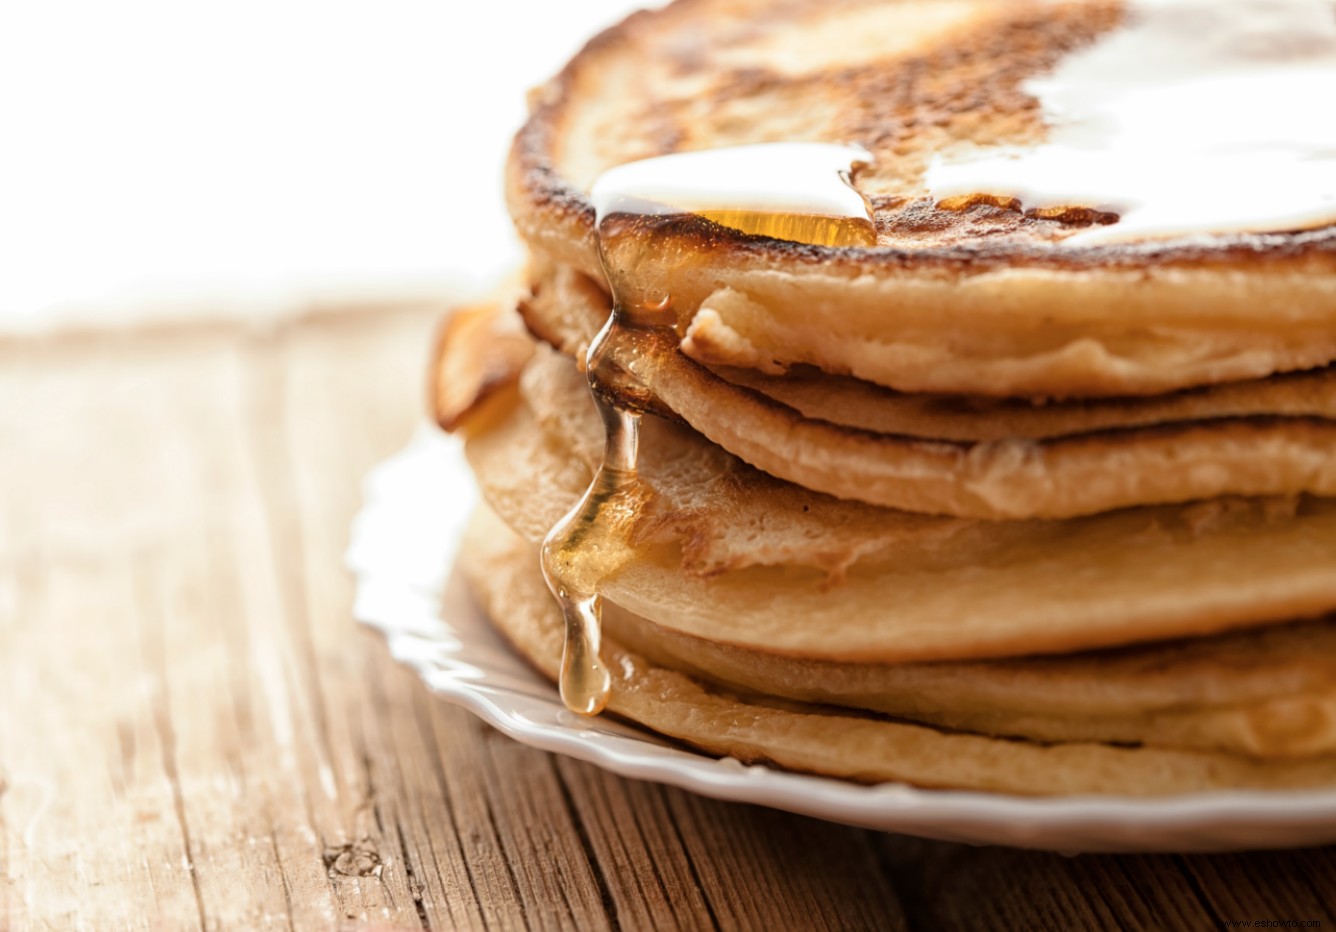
[528,261,1336,443]
[603,602,1336,760]
[460,503,1336,795]
[436,0,1336,796]
[429,282,534,435]
[520,262,1336,518]
[462,344,1336,664]
[509,0,1336,398]
[719,364,1336,444]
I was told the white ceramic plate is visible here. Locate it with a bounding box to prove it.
[348,428,1336,853]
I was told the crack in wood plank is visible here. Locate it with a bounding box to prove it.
[657,793,722,932]
[410,687,521,930]
[133,562,208,932]
[550,765,622,932]
[393,821,432,931]
[268,825,299,932]
[1172,855,1228,931]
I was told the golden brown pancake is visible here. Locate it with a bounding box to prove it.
[429,281,534,435]
[719,364,1336,443]
[461,503,1336,795]
[519,262,1336,518]
[527,261,1336,442]
[603,602,1336,760]
[509,0,1336,398]
[438,0,1336,797]
[463,345,1336,664]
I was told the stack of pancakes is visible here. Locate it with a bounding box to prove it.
[432,0,1336,796]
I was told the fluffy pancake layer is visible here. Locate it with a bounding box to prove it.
[461,503,1336,794]
[448,0,1336,796]
[519,265,1336,519]
[510,0,1336,397]
[464,344,1336,664]
[440,288,1336,793]
[604,601,1336,760]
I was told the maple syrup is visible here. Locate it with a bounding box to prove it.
[539,142,875,715]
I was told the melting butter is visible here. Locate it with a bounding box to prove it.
[926,0,1336,244]
[541,142,874,715]
[590,143,877,247]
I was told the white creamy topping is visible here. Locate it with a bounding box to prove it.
[926,0,1336,244]
[589,143,873,221]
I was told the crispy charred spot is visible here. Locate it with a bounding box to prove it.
[1024,205,1121,227]
[431,300,535,434]
[516,289,578,355]
[936,193,1023,213]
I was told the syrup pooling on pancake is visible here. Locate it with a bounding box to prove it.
[589,143,877,247]
[540,143,874,715]
[927,0,1336,244]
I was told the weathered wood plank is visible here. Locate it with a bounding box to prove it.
[550,761,720,931]
[662,791,906,932]
[360,650,497,930]
[239,330,416,929]
[282,311,617,932]
[906,849,1212,932]
[1,334,233,931]
[1174,850,1336,927]
[873,836,1336,931]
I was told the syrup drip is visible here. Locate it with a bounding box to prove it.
[539,313,652,715]
[540,143,875,715]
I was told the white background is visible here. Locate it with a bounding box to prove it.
[0,0,646,331]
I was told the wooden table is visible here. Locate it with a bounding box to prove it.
[3,308,1333,931]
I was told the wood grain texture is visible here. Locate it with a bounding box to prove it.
[1,310,1332,931]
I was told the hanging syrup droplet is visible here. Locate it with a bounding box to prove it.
[539,314,651,715]
[540,142,875,715]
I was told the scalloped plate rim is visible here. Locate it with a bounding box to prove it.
[348,427,1336,852]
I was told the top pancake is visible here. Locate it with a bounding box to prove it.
[508,0,1336,397]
